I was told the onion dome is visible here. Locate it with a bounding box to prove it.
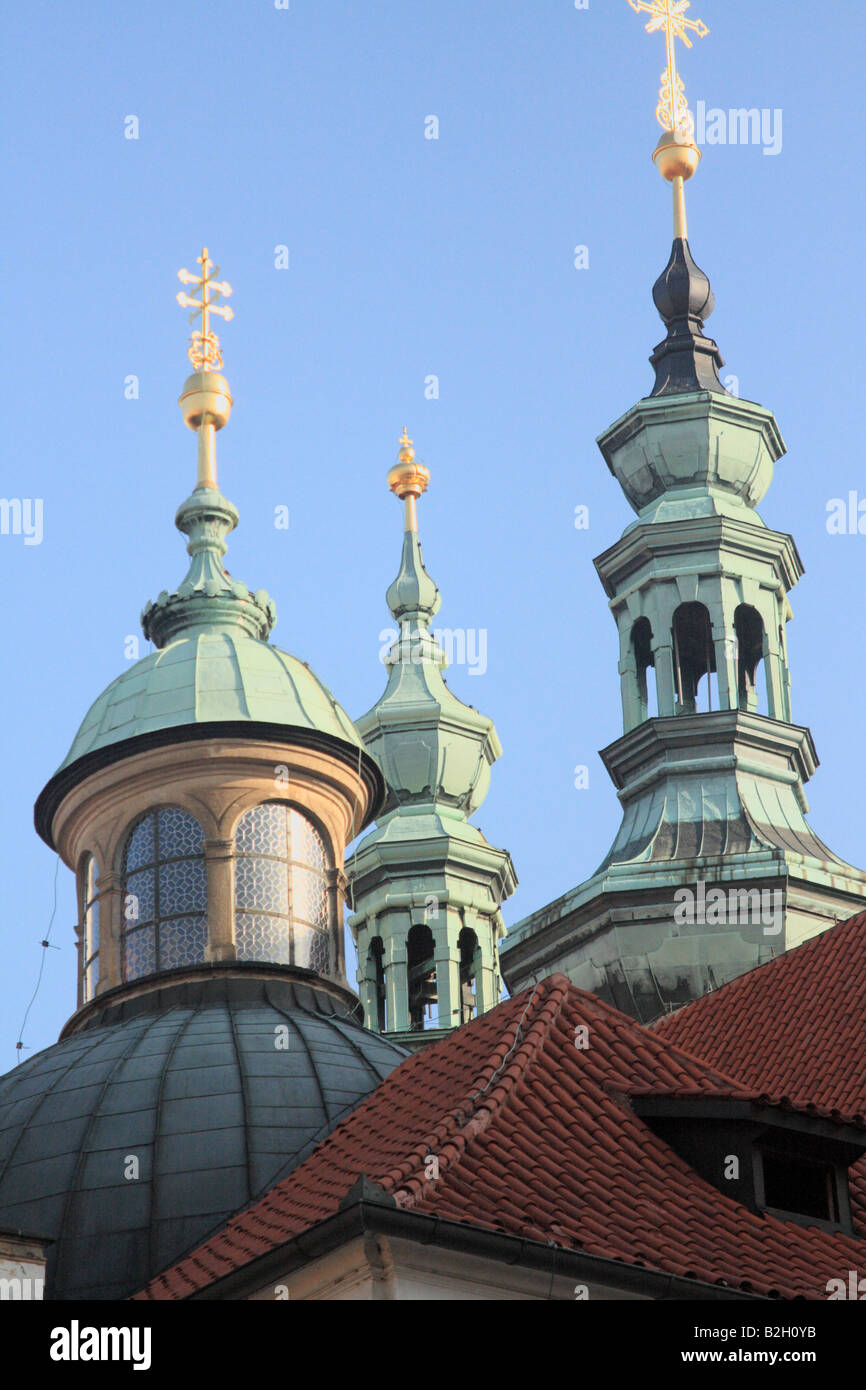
[596,130,784,521]
[649,236,725,397]
[642,129,723,397]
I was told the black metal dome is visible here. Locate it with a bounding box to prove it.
[0,971,407,1300]
[649,237,726,397]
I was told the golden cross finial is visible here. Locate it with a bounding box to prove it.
[628,0,708,138]
[398,426,415,463]
[176,247,234,372]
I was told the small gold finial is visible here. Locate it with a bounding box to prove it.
[629,0,709,239]
[387,427,430,533]
[628,0,709,141]
[398,426,415,464]
[177,247,234,371]
[176,248,235,490]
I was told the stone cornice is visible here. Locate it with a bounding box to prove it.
[36,721,385,850]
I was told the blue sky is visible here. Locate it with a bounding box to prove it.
[2,0,865,1060]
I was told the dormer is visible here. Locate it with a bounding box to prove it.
[632,1093,866,1235]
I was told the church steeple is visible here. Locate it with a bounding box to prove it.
[347,432,516,1043]
[384,428,441,625]
[629,2,725,397]
[500,8,866,1021]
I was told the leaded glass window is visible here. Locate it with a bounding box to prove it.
[234,803,330,972]
[82,855,101,1003]
[122,808,207,981]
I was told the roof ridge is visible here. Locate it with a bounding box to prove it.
[559,978,761,1097]
[389,977,570,1209]
[133,971,866,1303]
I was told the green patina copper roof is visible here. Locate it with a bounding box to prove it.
[60,631,363,770]
[55,468,363,771]
[346,466,517,1036]
[355,525,501,817]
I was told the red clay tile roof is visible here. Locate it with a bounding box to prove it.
[135,974,866,1301]
[656,908,866,1228]
[656,911,866,1118]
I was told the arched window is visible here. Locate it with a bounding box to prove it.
[407,922,437,1030]
[458,926,480,1024]
[734,604,766,713]
[631,617,656,721]
[82,855,100,1003]
[234,804,330,972]
[368,937,386,1032]
[122,808,207,981]
[672,602,717,713]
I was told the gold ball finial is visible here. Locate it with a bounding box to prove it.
[652,128,702,182]
[388,426,430,501]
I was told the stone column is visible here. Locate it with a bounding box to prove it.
[761,598,789,722]
[382,926,409,1033]
[204,838,235,962]
[328,868,346,982]
[618,621,643,732]
[75,924,84,1011]
[355,919,380,1029]
[652,638,677,717]
[97,870,123,992]
[712,587,737,712]
[473,918,499,1015]
[432,912,461,1031]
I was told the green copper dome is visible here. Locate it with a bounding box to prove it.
[51,476,364,774]
[59,630,364,771]
[36,278,381,836]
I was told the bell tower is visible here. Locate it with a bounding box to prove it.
[347,432,517,1046]
[501,8,866,1020]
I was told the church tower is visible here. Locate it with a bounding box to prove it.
[347,432,517,1047]
[0,251,406,1301]
[501,13,866,1021]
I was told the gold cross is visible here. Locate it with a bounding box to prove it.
[628,0,708,137]
[176,247,234,372]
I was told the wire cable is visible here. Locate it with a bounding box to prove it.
[15,854,62,1065]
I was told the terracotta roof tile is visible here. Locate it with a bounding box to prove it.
[656,909,866,1239]
[134,975,866,1301]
